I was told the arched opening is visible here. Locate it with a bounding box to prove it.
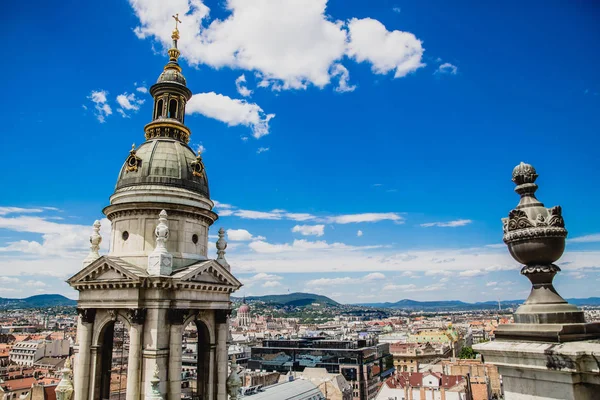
[182,320,211,400]
[155,99,164,119]
[169,99,178,119]
[95,319,130,400]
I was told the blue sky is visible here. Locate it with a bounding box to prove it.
[1,0,599,303]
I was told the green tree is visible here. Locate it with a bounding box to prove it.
[459,346,476,359]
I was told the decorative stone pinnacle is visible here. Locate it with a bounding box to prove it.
[216,227,230,269]
[227,355,241,400]
[494,163,600,342]
[55,357,74,400]
[83,220,102,267]
[148,210,173,276]
[147,363,163,400]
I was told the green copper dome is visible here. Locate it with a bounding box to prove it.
[157,68,187,85]
[115,140,209,198]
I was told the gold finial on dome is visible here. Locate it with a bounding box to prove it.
[172,13,181,40]
[166,13,182,67]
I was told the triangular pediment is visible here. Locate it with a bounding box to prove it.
[67,256,147,287]
[174,260,242,289]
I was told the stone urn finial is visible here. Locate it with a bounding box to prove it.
[502,162,567,266]
[83,220,102,267]
[495,162,600,341]
[148,210,173,276]
[146,363,163,400]
[55,357,74,400]
[216,227,230,269]
[226,356,241,400]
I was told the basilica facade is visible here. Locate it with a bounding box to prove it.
[67,19,241,400]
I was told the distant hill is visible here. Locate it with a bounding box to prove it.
[233,292,340,307]
[358,297,600,310]
[0,294,76,309]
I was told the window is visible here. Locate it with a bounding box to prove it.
[169,99,178,119]
[155,99,163,119]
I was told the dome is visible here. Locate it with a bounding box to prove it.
[115,139,209,198]
[238,304,250,314]
[157,68,187,85]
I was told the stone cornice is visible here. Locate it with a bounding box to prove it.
[104,206,217,225]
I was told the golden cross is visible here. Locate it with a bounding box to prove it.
[172,14,182,30]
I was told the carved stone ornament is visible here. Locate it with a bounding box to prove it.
[107,309,117,321]
[148,210,173,276]
[77,308,96,324]
[502,162,568,266]
[521,264,561,275]
[125,143,142,173]
[190,151,205,178]
[127,308,147,325]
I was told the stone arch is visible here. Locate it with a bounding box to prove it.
[183,311,215,345]
[92,310,132,347]
[91,310,132,400]
[182,319,212,400]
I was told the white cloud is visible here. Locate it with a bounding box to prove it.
[486,281,498,287]
[567,271,586,280]
[187,92,275,139]
[0,207,45,216]
[248,239,381,254]
[256,147,270,154]
[436,62,458,75]
[386,283,447,292]
[568,234,600,243]
[128,0,424,91]
[263,280,282,288]
[392,7,401,13]
[357,230,363,237]
[116,92,145,117]
[136,86,148,93]
[226,229,265,242]
[242,272,283,283]
[234,209,282,220]
[383,283,417,291]
[235,74,253,97]
[346,18,425,78]
[88,90,112,123]
[364,272,385,281]
[0,276,21,284]
[331,63,356,93]
[306,272,385,287]
[459,269,485,278]
[25,280,47,288]
[0,213,110,261]
[292,225,325,237]
[420,219,472,228]
[327,212,403,224]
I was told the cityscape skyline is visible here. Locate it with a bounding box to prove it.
[2,0,600,303]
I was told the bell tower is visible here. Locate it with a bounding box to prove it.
[68,15,242,400]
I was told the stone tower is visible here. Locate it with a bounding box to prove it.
[67,16,242,400]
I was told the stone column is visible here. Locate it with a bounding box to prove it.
[73,308,95,400]
[215,310,229,399]
[88,345,100,400]
[208,343,216,399]
[126,309,146,400]
[167,310,186,400]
